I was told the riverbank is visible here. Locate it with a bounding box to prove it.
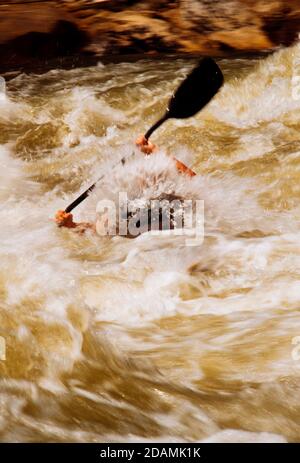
[1,1,300,75]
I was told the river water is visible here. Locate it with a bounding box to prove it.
[1,43,300,442]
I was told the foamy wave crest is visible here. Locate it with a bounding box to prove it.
[210,42,300,127]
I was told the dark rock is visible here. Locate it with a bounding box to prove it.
[1,0,300,73]
[1,20,89,59]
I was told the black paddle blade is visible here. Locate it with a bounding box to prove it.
[167,57,224,119]
[144,57,223,139]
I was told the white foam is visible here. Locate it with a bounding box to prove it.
[210,42,300,127]
[1,49,300,441]
[0,76,6,102]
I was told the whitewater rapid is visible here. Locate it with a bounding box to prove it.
[1,43,300,442]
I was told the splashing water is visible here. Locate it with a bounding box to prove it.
[0,77,5,102]
[1,43,300,442]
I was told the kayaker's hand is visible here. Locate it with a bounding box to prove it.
[135,135,156,155]
[55,210,77,228]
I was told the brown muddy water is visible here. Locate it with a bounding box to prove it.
[1,43,300,442]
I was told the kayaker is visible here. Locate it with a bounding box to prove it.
[55,136,194,235]
[55,136,158,232]
[55,58,223,233]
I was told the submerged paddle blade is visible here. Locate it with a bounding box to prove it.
[168,57,224,119]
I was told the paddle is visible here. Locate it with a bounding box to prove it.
[64,57,223,214]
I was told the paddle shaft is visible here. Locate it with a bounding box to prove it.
[65,182,97,213]
[144,113,169,140]
[65,157,126,213]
